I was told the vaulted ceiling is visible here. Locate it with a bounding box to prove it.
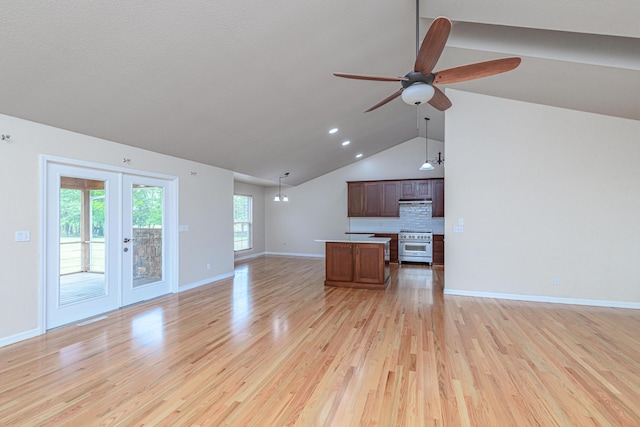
[2,1,639,186]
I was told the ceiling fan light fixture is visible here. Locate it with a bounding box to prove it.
[401,83,435,106]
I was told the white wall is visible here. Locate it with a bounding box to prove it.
[444,90,640,305]
[234,182,266,260]
[264,137,444,256]
[0,114,235,342]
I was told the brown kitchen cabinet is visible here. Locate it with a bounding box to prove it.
[432,178,444,217]
[380,181,400,216]
[400,179,433,199]
[348,179,442,218]
[325,242,354,282]
[363,182,381,216]
[433,234,444,265]
[347,182,365,217]
[348,181,399,217]
[325,242,389,290]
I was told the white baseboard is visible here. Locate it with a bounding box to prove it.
[179,272,234,292]
[0,327,42,348]
[443,289,640,309]
[234,251,266,262]
[264,251,325,258]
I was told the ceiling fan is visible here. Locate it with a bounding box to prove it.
[333,16,521,112]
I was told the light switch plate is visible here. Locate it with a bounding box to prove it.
[15,230,30,242]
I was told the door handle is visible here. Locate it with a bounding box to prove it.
[123,238,131,243]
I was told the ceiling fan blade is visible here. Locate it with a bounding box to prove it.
[428,86,452,111]
[414,16,452,75]
[333,72,408,82]
[364,89,404,112]
[433,57,522,85]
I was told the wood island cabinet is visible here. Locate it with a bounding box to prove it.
[325,243,354,282]
[325,242,389,290]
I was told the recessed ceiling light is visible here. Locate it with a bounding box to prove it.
[355,153,363,158]
[329,128,338,134]
[341,140,350,146]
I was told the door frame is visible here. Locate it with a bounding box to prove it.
[39,155,179,333]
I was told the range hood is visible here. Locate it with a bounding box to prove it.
[398,199,432,204]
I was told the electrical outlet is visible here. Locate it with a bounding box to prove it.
[207,263,211,270]
[553,277,560,285]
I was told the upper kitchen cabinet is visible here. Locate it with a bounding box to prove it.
[400,180,432,199]
[432,179,444,217]
[348,179,442,218]
[363,182,381,217]
[347,182,365,217]
[348,181,399,217]
[380,181,400,217]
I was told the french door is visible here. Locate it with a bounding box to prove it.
[45,161,175,329]
[121,175,172,306]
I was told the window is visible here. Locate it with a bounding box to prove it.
[233,195,252,251]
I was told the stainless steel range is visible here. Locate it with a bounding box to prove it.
[398,230,433,264]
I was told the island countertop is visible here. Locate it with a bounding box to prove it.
[315,235,391,244]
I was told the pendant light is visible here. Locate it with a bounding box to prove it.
[274,172,289,202]
[419,117,434,171]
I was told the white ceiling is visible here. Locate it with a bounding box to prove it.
[1,1,639,186]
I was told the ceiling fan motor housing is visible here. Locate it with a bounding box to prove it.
[401,71,435,89]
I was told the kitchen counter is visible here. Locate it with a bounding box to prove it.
[316,235,391,244]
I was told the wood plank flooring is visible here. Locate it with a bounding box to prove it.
[1,256,639,426]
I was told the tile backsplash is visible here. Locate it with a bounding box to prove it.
[349,203,444,234]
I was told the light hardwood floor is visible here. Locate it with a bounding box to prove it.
[1,256,639,426]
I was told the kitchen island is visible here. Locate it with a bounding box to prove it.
[316,236,391,290]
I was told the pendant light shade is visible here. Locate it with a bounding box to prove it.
[420,117,433,170]
[401,83,435,106]
[419,161,434,171]
[419,117,444,170]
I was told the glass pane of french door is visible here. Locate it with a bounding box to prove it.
[59,178,107,305]
[131,184,163,288]
[122,175,172,306]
